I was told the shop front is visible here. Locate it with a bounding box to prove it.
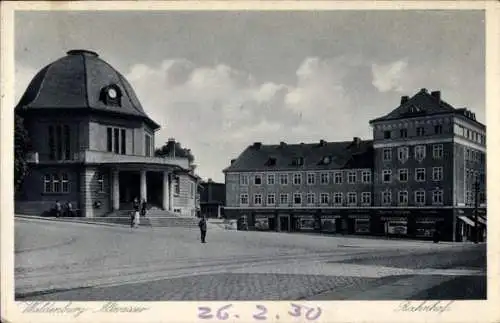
[319,213,342,233]
[253,212,277,231]
[455,208,486,242]
[348,214,371,234]
[373,209,411,237]
[291,213,318,232]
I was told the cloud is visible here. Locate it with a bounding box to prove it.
[371,59,408,92]
[123,56,370,181]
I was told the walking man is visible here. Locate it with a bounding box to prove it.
[54,200,62,218]
[199,216,207,243]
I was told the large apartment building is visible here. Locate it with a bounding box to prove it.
[223,88,486,242]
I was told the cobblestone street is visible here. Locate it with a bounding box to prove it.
[15,217,486,301]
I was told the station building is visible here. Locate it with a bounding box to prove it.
[223,88,486,242]
[15,49,200,218]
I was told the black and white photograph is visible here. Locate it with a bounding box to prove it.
[2,1,499,323]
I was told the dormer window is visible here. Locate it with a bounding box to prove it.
[292,157,304,166]
[101,84,122,106]
[321,156,331,165]
[266,157,277,166]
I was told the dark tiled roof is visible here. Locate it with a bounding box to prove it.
[16,49,160,129]
[224,139,374,173]
[369,89,456,124]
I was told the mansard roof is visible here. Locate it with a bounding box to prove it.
[16,49,160,129]
[223,138,374,173]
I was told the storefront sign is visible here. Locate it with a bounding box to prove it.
[385,220,408,235]
[376,210,411,216]
[380,216,407,221]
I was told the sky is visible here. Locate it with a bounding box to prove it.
[14,10,485,182]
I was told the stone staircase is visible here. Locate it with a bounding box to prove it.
[102,207,200,228]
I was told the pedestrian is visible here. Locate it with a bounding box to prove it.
[433,229,440,243]
[140,198,147,217]
[66,201,74,217]
[131,197,141,228]
[54,200,61,218]
[199,216,207,243]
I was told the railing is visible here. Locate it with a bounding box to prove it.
[27,150,190,169]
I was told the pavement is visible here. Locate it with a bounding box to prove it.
[14,216,486,301]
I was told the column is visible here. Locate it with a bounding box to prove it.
[112,169,120,211]
[140,170,147,202]
[168,174,173,211]
[162,171,170,210]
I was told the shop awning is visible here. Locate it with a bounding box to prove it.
[477,216,487,225]
[458,215,475,227]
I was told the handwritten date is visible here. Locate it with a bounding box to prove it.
[198,303,322,321]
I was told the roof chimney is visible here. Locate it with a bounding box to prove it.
[431,90,441,103]
[230,159,236,165]
[352,137,361,147]
[279,141,286,148]
[400,96,409,105]
[252,142,262,150]
[420,88,428,93]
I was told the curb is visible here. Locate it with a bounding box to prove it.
[15,215,129,228]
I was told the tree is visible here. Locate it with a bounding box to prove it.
[14,113,31,192]
[155,140,195,164]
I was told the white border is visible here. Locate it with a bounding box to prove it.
[1,2,499,323]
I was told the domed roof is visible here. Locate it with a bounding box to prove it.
[16,49,160,129]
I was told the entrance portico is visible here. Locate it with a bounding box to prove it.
[111,167,174,211]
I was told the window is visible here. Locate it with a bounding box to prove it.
[398,147,409,163]
[292,157,304,166]
[383,148,392,161]
[293,173,302,185]
[306,193,315,205]
[279,174,288,185]
[398,191,408,205]
[43,173,71,194]
[465,191,473,205]
[48,126,55,159]
[433,144,443,159]
[190,182,195,198]
[320,193,329,205]
[267,194,275,205]
[48,124,72,160]
[43,174,52,193]
[293,193,302,205]
[382,191,392,206]
[106,127,112,152]
[53,174,61,193]
[121,129,126,155]
[347,171,357,184]
[415,190,426,205]
[416,127,425,136]
[254,174,262,185]
[400,129,408,138]
[434,124,443,134]
[432,190,443,205]
[279,193,289,205]
[240,174,249,185]
[399,169,408,182]
[267,174,275,185]
[240,194,249,205]
[465,149,470,160]
[415,145,426,161]
[432,167,443,181]
[64,125,71,160]
[415,168,426,182]
[114,128,120,154]
[382,169,392,183]
[333,172,342,184]
[333,193,343,205]
[361,192,371,205]
[320,172,329,184]
[97,173,105,193]
[174,177,180,195]
[362,170,371,183]
[254,194,262,205]
[347,192,357,205]
[307,173,315,185]
[383,130,391,139]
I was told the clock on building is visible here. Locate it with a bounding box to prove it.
[107,87,118,99]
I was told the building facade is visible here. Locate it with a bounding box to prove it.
[198,179,225,218]
[223,89,486,242]
[15,49,199,218]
